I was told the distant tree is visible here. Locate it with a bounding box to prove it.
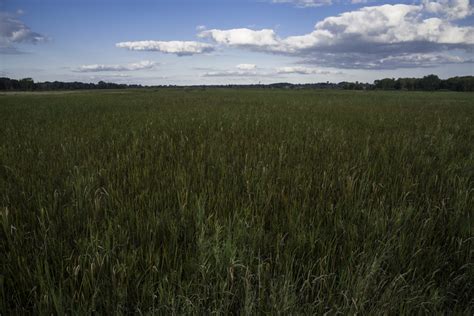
[394,79,401,90]
[97,81,107,89]
[0,75,473,92]
[419,74,441,91]
[374,78,396,90]
[443,76,474,92]
[0,77,12,90]
[19,78,35,91]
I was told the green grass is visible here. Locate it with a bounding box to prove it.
[1,89,473,314]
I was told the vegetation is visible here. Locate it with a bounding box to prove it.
[374,75,474,92]
[1,89,473,314]
[0,78,143,91]
[1,74,474,91]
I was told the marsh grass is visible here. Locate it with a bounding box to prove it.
[1,89,473,314]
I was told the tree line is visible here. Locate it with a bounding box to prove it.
[0,78,143,91]
[373,75,474,92]
[1,75,473,92]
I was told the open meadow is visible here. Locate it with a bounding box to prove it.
[1,89,473,314]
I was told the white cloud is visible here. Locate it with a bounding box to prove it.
[202,70,260,77]
[236,63,257,70]
[116,40,214,56]
[198,3,473,69]
[0,11,47,53]
[74,60,157,72]
[271,0,377,7]
[198,28,279,47]
[202,64,265,77]
[0,12,46,44]
[276,66,339,74]
[300,52,473,69]
[272,0,333,7]
[375,52,473,68]
[306,4,473,45]
[422,0,472,20]
[89,74,131,79]
[201,65,340,77]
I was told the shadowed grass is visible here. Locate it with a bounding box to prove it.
[1,89,473,314]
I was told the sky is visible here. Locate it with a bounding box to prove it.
[1,0,473,85]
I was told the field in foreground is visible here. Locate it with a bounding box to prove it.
[1,89,473,314]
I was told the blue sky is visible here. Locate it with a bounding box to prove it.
[1,0,473,85]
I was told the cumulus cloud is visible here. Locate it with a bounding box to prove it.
[198,28,279,47]
[201,5,473,49]
[422,0,472,20]
[116,40,214,56]
[0,11,47,53]
[198,2,473,69]
[290,4,473,55]
[0,12,46,44]
[74,60,157,72]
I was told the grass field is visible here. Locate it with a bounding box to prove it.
[1,89,473,314]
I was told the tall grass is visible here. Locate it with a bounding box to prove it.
[1,89,473,314]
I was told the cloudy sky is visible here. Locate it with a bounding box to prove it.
[1,0,473,85]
